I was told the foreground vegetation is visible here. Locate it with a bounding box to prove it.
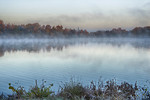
[0,79,150,100]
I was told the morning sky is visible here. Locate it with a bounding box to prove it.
[0,0,150,31]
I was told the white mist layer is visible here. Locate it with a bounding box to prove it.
[0,37,150,52]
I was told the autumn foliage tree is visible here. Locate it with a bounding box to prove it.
[0,19,90,36]
[1,19,150,37]
[45,25,51,33]
[0,20,5,33]
[0,19,91,36]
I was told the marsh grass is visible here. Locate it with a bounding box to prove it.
[56,78,140,100]
[8,80,54,99]
[0,93,6,100]
[6,78,150,100]
[58,79,86,100]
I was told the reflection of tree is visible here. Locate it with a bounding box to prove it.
[0,43,65,57]
[0,20,5,33]
[0,48,4,57]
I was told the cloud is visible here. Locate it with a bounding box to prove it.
[1,7,150,31]
[128,8,150,26]
[144,2,150,8]
[25,12,105,28]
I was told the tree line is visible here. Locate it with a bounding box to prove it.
[0,20,88,36]
[0,20,150,37]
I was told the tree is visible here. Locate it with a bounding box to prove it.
[45,25,51,33]
[84,29,89,35]
[0,20,5,33]
[56,25,63,32]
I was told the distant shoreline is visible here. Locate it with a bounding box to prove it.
[0,20,150,37]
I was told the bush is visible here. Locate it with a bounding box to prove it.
[7,78,149,100]
[58,79,86,99]
[9,80,54,99]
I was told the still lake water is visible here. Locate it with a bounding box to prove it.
[0,37,150,94]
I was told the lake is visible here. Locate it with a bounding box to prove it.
[0,37,150,94]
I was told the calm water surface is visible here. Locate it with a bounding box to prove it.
[0,38,150,94]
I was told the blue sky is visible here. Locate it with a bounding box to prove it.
[0,0,150,31]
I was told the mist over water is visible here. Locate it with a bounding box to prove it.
[0,37,150,94]
[0,37,150,54]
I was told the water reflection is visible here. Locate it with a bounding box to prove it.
[0,37,150,94]
[0,37,150,57]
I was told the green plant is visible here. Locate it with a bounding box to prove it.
[139,81,150,100]
[7,78,148,99]
[8,83,26,99]
[58,79,86,99]
[8,80,54,99]
[27,80,54,98]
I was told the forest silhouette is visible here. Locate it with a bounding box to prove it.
[0,20,150,37]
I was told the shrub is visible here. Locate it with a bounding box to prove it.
[58,79,86,99]
[8,80,54,99]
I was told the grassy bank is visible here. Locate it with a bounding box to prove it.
[0,79,150,100]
